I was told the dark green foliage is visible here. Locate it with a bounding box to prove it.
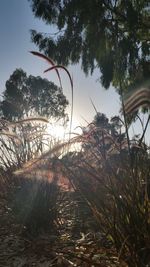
[11,178,60,235]
[0,68,68,121]
[29,0,149,92]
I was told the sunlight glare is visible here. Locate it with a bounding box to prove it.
[46,117,82,141]
[46,123,66,140]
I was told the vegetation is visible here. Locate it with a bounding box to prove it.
[29,0,150,92]
[11,176,63,235]
[0,51,150,267]
[0,68,69,242]
[0,68,69,170]
[0,1,150,266]
[62,112,150,267]
[0,68,68,121]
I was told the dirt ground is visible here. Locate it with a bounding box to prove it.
[0,188,127,267]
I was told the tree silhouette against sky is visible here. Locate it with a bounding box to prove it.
[29,0,149,94]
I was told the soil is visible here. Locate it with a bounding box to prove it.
[0,188,127,267]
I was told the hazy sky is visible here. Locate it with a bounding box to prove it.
[0,0,122,129]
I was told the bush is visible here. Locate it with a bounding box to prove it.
[11,177,61,236]
[62,117,150,267]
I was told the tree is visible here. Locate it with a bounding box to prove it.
[29,0,149,93]
[0,68,68,121]
[82,112,125,155]
[0,69,69,165]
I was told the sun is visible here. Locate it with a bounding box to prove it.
[46,123,66,140]
[46,117,82,141]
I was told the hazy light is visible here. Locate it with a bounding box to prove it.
[46,123,66,140]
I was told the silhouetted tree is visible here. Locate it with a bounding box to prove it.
[0,68,68,121]
[29,0,149,92]
[81,112,125,155]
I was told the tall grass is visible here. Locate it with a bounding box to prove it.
[0,117,49,169]
[0,117,68,236]
[61,113,150,267]
[11,175,65,236]
[1,52,149,265]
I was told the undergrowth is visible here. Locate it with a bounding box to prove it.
[62,113,150,267]
[0,52,150,267]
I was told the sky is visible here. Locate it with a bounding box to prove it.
[0,0,149,141]
[0,0,120,125]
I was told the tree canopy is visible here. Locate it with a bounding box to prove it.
[0,68,68,121]
[29,0,150,93]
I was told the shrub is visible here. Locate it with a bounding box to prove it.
[62,115,150,267]
[11,176,62,236]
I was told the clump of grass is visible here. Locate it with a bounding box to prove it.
[0,115,70,235]
[11,176,61,236]
[0,52,75,237]
[0,117,49,170]
[62,113,150,267]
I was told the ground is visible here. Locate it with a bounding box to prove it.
[0,187,127,267]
